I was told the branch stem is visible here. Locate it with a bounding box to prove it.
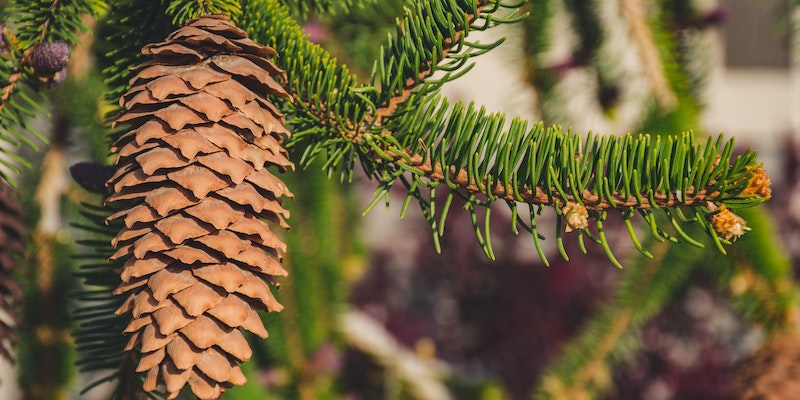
[381,148,716,211]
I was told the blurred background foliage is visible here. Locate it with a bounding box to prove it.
[0,0,798,399]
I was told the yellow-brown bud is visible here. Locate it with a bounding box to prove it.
[710,204,747,241]
[562,202,588,232]
[742,166,772,198]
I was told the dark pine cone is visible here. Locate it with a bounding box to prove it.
[29,41,70,74]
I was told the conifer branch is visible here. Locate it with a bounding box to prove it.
[158,0,771,266]
[362,90,769,262]
[0,0,103,185]
[368,1,491,125]
[378,146,725,211]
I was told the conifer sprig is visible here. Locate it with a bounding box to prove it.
[71,193,155,399]
[366,91,769,265]
[8,0,102,46]
[98,0,176,118]
[0,0,103,185]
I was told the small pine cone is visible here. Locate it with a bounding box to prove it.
[0,182,25,364]
[29,41,70,74]
[106,15,293,399]
[735,331,800,399]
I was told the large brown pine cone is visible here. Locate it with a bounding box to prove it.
[735,330,800,399]
[106,15,293,399]
[0,182,24,364]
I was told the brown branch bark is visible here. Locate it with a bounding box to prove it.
[0,70,24,113]
[379,148,717,211]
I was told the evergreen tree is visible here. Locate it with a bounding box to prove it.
[0,0,790,399]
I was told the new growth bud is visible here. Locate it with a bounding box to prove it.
[742,166,772,198]
[710,204,747,241]
[562,202,589,232]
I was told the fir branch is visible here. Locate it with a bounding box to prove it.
[9,0,101,46]
[239,0,769,265]
[97,0,175,120]
[367,0,491,123]
[0,0,103,185]
[364,91,768,262]
[378,145,729,211]
[239,0,525,175]
[367,0,526,124]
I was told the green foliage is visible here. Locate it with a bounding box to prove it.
[8,0,102,47]
[165,0,240,25]
[375,91,765,264]
[279,0,362,19]
[95,0,175,118]
[71,198,152,399]
[241,0,767,267]
[0,0,102,185]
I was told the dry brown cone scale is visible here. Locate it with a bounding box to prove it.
[106,15,293,399]
[0,182,24,364]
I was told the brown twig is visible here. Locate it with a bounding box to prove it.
[379,148,717,211]
[0,70,23,108]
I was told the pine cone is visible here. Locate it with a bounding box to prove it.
[735,331,800,399]
[106,15,293,399]
[29,41,70,74]
[0,182,25,364]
